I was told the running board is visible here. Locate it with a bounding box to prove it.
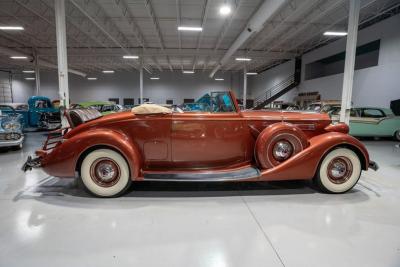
[143,167,261,182]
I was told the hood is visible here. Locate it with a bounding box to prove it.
[241,110,331,121]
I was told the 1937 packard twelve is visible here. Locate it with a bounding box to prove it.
[23,91,378,197]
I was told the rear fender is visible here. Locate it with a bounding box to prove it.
[41,128,142,179]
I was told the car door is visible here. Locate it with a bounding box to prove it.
[171,92,247,169]
[350,108,387,136]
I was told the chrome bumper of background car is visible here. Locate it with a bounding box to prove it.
[369,160,379,171]
[0,136,24,147]
[21,156,41,172]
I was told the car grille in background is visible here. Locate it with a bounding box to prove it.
[0,133,21,140]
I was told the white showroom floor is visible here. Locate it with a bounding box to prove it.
[0,132,399,267]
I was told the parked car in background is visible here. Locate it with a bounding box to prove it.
[305,100,341,113]
[23,91,378,197]
[0,104,24,149]
[6,96,61,130]
[330,107,400,140]
[262,101,300,111]
[73,101,124,115]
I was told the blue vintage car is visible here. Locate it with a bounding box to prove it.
[16,96,61,130]
[0,104,24,149]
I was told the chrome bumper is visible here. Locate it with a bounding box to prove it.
[369,160,379,171]
[22,156,41,172]
[0,136,24,147]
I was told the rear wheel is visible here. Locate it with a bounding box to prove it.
[314,148,361,193]
[80,149,131,197]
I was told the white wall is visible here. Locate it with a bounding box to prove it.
[247,59,298,102]
[299,14,400,108]
[246,13,400,108]
[9,14,400,107]
[11,69,243,105]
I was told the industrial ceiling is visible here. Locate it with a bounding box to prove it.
[0,0,399,76]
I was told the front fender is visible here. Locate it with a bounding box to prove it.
[259,132,370,181]
[40,128,142,179]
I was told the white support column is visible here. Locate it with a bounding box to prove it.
[34,52,41,96]
[340,0,360,124]
[139,61,143,104]
[243,66,247,109]
[54,0,70,108]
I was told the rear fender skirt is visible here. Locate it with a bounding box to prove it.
[40,129,142,179]
[258,132,370,181]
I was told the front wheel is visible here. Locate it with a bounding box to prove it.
[394,130,400,141]
[80,149,131,197]
[314,148,361,193]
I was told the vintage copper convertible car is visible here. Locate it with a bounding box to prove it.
[23,91,377,197]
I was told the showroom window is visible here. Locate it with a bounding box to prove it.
[109,98,119,104]
[305,39,380,80]
[123,98,134,106]
[183,98,195,103]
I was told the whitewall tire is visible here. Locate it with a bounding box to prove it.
[315,148,361,193]
[80,149,131,197]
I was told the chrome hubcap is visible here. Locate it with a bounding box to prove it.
[90,158,121,187]
[273,140,293,161]
[96,163,116,181]
[327,156,353,184]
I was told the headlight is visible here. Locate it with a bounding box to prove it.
[1,121,21,131]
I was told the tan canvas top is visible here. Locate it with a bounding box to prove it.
[131,103,172,114]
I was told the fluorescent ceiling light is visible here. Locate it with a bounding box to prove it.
[0,26,24,30]
[25,77,35,80]
[183,70,195,74]
[235,57,251,61]
[215,78,224,81]
[323,31,347,36]
[246,72,258,75]
[87,77,97,80]
[219,5,232,15]
[178,26,203,32]
[102,70,114,73]
[150,77,160,80]
[22,70,35,73]
[10,56,28,59]
[123,55,139,59]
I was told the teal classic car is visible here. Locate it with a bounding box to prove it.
[0,104,24,149]
[330,107,400,140]
[7,96,61,130]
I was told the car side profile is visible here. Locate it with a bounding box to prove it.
[330,107,400,140]
[23,91,378,197]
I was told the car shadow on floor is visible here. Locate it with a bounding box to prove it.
[14,176,369,202]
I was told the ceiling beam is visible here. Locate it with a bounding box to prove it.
[113,0,162,71]
[209,0,287,77]
[69,0,152,73]
[192,0,211,70]
[144,0,173,71]
[36,47,295,59]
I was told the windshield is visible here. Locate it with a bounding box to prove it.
[178,92,236,113]
[35,99,52,109]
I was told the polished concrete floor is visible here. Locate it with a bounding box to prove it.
[0,132,399,267]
